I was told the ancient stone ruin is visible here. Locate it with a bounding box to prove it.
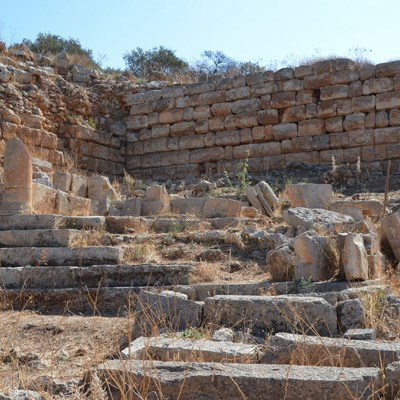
[2,53,400,399]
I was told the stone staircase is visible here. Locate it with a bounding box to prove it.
[0,214,193,314]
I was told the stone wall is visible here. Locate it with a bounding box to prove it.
[123,59,400,180]
[3,56,400,181]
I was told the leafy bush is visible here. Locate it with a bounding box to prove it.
[19,32,98,68]
[123,46,188,78]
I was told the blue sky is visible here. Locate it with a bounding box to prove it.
[1,0,399,69]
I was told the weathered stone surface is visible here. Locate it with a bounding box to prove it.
[283,208,355,234]
[53,172,71,192]
[266,245,295,281]
[122,336,258,362]
[1,138,32,215]
[337,298,366,331]
[285,183,332,209]
[95,360,381,400]
[342,233,369,281]
[294,232,337,282]
[205,295,337,337]
[203,197,242,218]
[132,290,203,337]
[105,216,151,233]
[264,332,400,368]
[382,212,400,261]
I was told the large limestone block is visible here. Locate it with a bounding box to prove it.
[2,138,32,214]
[266,245,295,281]
[342,233,369,281]
[53,172,72,192]
[283,207,356,234]
[132,290,203,337]
[96,360,381,400]
[203,197,242,218]
[294,232,338,282]
[382,212,400,261]
[205,295,337,337]
[286,183,332,209]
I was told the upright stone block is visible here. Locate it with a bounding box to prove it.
[1,138,32,214]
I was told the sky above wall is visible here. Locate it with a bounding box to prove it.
[0,0,398,70]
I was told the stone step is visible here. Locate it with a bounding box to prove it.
[122,336,258,363]
[0,214,106,231]
[93,360,381,400]
[0,214,64,230]
[0,229,81,247]
[204,295,338,337]
[0,263,193,289]
[264,332,400,368]
[0,246,122,267]
[180,279,384,301]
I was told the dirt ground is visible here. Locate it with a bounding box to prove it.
[0,310,130,397]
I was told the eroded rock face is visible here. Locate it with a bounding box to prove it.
[286,183,332,209]
[1,138,32,215]
[342,233,369,281]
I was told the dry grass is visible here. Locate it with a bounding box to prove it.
[123,242,160,264]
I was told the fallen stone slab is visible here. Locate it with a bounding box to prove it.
[171,197,206,215]
[0,214,64,231]
[286,183,332,209]
[94,359,382,400]
[204,295,337,337]
[0,263,193,289]
[254,185,274,216]
[133,290,203,337]
[121,336,259,363]
[257,181,279,210]
[245,186,267,215]
[263,332,400,368]
[0,229,80,247]
[283,207,356,234]
[0,246,122,267]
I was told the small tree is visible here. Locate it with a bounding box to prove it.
[123,46,188,78]
[193,50,266,80]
